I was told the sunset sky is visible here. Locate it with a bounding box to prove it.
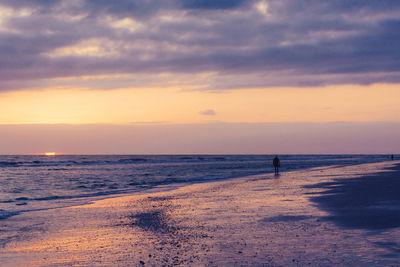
[0,0,399,154]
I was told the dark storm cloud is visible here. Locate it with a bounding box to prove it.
[0,0,400,91]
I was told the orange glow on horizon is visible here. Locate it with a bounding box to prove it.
[0,83,399,124]
[44,152,56,156]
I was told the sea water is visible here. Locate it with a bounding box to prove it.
[0,154,391,220]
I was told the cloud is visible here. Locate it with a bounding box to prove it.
[0,0,400,91]
[182,0,247,10]
[200,109,216,116]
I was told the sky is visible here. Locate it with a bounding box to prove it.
[0,0,399,154]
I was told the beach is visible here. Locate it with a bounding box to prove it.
[1,161,400,266]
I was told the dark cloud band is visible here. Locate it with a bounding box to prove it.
[0,0,399,91]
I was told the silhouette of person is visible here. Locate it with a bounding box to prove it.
[391,154,394,160]
[273,156,280,174]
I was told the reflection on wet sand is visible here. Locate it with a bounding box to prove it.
[1,161,400,266]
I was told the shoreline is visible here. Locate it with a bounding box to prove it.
[0,159,385,222]
[0,164,334,222]
[0,155,393,224]
[1,161,400,266]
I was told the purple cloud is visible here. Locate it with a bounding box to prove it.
[0,0,399,91]
[200,109,216,116]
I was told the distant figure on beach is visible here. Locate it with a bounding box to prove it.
[391,154,394,160]
[273,156,280,174]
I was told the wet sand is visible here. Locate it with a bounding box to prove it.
[1,161,400,266]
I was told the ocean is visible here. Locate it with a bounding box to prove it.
[0,154,391,221]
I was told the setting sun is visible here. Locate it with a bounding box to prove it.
[44,152,56,156]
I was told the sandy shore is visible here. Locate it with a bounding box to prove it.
[1,161,400,266]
